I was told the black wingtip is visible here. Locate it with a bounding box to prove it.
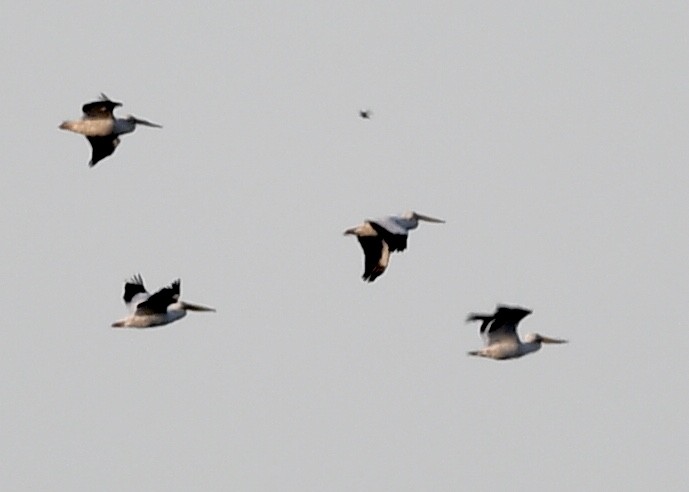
[123,274,147,303]
[465,313,491,323]
[99,93,122,107]
[169,279,181,295]
[128,274,144,286]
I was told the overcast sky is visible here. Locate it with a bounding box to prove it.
[1,1,688,490]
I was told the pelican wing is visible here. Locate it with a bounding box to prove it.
[465,313,494,334]
[135,279,181,315]
[123,274,150,312]
[466,311,520,346]
[486,306,532,345]
[369,221,408,252]
[371,215,411,235]
[358,236,390,282]
[82,94,122,119]
[484,319,520,345]
[87,136,120,167]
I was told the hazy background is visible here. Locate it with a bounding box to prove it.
[1,1,688,490]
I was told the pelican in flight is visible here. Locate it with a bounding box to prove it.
[111,275,215,328]
[59,94,162,167]
[344,211,445,282]
[465,305,567,360]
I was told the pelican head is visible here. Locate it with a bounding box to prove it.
[525,333,567,344]
[126,115,163,128]
[404,211,445,224]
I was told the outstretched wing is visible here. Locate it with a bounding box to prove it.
[82,94,122,119]
[358,236,390,282]
[123,274,149,312]
[484,318,520,345]
[369,221,408,252]
[87,136,120,167]
[465,313,494,335]
[466,311,519,346]
[135,279,180,315]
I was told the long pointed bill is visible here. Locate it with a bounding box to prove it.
[343,227,357,236]
[132,117,163,128]
[414,213,445,223]
[181,301,216,312]
[540,336,567,344]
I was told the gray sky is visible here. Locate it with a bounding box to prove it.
[1,1,688,490]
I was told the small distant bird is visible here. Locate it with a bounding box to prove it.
[111,275,215,328]
[465,305,567,360]
[359,109,372,119]
[59,93,162,167]
[344,211,445,282]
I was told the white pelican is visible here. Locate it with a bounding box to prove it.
[111,275,215,328]
[465,305,567,360]
[59,94,162,167]
[344,211,445,282]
